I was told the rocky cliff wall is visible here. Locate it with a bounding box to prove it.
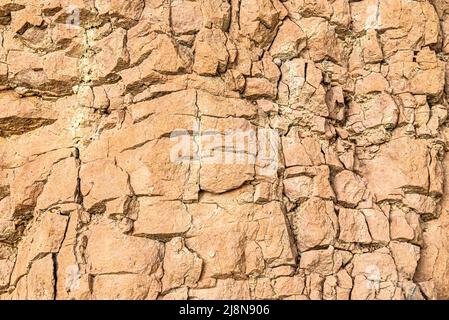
[1,0,449,300]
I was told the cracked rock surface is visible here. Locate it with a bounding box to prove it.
[1,0,449,300]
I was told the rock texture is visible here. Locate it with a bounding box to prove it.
[1,0,449,300]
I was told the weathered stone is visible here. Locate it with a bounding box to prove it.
[200,0,230,30]
[298,17,342,63]
[171,0,203,35]
[292,197,338,252]
[0,244,14,289]
[239,0,286,47]
[199,153,255,194]
[193,28,229,76]
[90,28,130,83]
[79,159,131,213]
[189,278,251,299]
[269,19,306,61]
[389,205,421,242]
[362,208,390,244]
[278,59,327,116]
[162,237,202,292]
[0,92,57,137]
[351,250,399,300]
[36,157,78,211]
[92,274,160,300]
[360,135,430,201]
[96,0,145,27]
[300,247,334,276]
[244,77,277,100]
[338,208,372,244]
[272,274,305,298]
[2,0,449,301]
[26,255,55,300]
[86,221,163,275]
[133,198,191,238]
[389,241,420,280]
[282,132,324,167]
[361,29,383,64]
[347,93,398,132]
[10,211,68,285]
[333,171,366,207]
[283,165,334,202]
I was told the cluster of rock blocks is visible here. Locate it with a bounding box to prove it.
[1,0,449,300]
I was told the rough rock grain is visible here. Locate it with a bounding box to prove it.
[0,0,449,301]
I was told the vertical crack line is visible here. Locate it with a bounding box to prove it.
[52,253,58,300]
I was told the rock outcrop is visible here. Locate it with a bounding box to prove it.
[1,0,449,300]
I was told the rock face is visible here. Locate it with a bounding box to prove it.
[1,0,449,301]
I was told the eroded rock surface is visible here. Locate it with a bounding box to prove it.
[1,0,449,300]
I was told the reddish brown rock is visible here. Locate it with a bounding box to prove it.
[1,0,449,302]
[162,237,202,292]
[93,274,161,300]
[269,19,306,61]
[338,208,372,244]
[86,221,164,275]
[350,249,399,300]
[292,197,338,252]
[133,198,191,237]
[333,170,366,208]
